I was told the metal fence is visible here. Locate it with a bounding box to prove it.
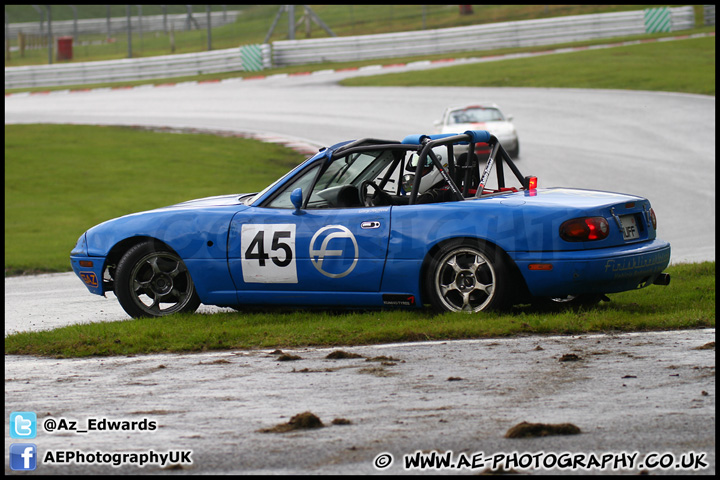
[6,10,240,38]
[5,6,698,89]
[5,7,241,65]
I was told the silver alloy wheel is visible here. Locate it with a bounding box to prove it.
[433,247,497,312]
[128,251,196,316]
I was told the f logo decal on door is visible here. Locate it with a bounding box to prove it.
[309,225,359,278]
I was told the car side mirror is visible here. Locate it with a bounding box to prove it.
[433,120,442,126]
[506,115,514,122]
[291,187,304,215]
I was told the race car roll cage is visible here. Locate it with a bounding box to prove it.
[330,130,535,205]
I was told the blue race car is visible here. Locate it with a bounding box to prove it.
[71,130,671,318]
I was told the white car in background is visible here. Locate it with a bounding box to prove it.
[435,104,520,158]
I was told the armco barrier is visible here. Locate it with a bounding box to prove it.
[270,7,695,66]
[5,7,696,89]
[4,45,270,88]
[704,5,716,26]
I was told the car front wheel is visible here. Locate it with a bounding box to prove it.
[114,241,201,318]
[426,241,509,313]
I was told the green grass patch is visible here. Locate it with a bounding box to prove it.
[4,124,307,274]
[341,36,716,95]
[5,262,714,358]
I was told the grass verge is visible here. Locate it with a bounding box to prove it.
[5,262,714,358]
[340,36,716,95]
[4,124,307,274]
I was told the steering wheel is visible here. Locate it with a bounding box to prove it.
[360,180,393,207]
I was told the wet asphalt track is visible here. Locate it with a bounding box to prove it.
[4,57,716,474]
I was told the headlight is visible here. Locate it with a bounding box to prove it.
[491,124,514,135]
[71,233,88,256]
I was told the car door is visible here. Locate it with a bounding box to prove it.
[227,205,391,295]
[227,146,402,306]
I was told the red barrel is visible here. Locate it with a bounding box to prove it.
[57,36,73,61]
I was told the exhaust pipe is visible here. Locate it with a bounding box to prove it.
[653,273,671,286]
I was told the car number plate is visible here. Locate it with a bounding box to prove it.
[620,214,639,240]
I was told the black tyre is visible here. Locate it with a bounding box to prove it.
[114,241,201,318]
[426,240,510,312]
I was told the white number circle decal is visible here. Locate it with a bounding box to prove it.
[309,225,358,278]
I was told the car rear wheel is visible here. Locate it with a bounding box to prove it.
[426,241,509,313]
[114,241,201,318]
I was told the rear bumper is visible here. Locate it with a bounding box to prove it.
[511,239,671,297]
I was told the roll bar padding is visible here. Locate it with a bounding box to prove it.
[401,130,491,145]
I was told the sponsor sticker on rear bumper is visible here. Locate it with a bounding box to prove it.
[604,249,670,278]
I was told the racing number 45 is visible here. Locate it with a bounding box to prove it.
[245,230,293,267]
[240,224,298,284]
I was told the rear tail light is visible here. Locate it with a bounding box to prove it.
[524,176,538,196]
[649,208,657,230]
[560,217,610,242]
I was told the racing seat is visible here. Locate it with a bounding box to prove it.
[317,184,363,208]
[336,184,362,207]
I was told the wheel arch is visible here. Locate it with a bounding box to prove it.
[419,236,531,307]
[104,236,176,290]
[111,237,201,318]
